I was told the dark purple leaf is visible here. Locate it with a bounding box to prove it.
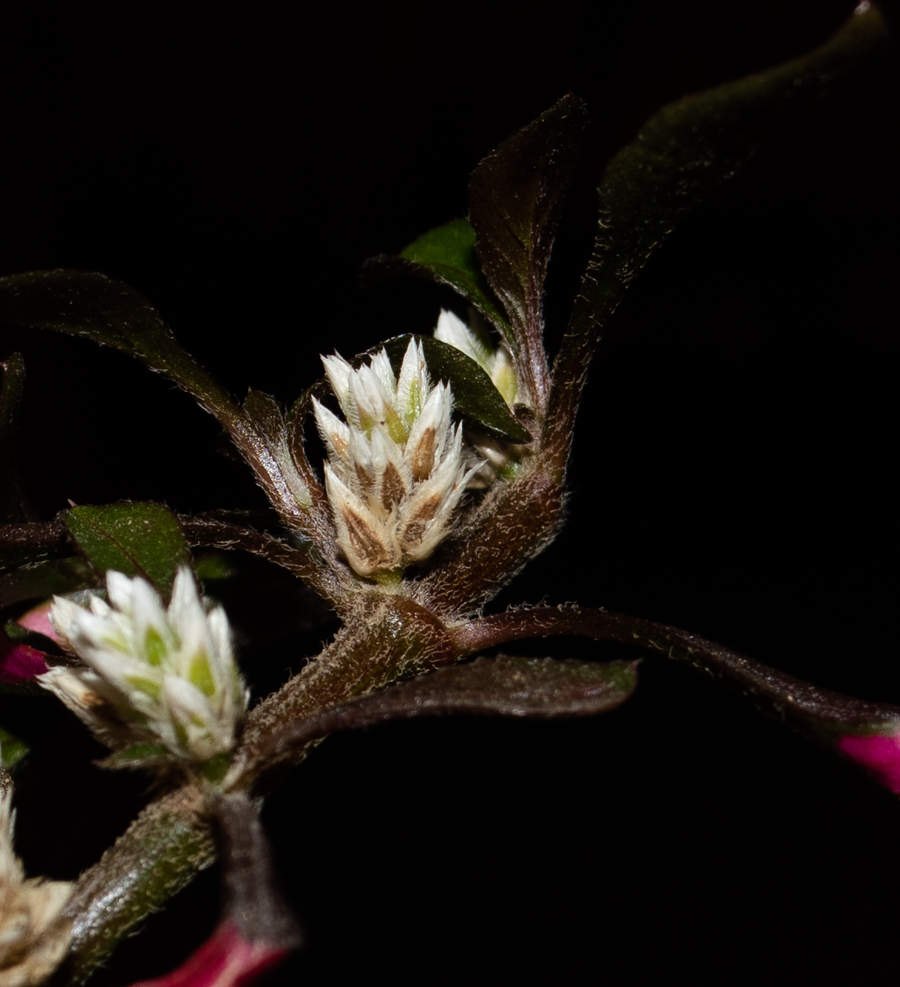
[176,513,322,583]
[0,271,315,538]
[451,604,900,794]
[469,94,587,412]
[546,4,889,467]
[126,795,301,986]
[0,270,239,417]
[246,656,637,785]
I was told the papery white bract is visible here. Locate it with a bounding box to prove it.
[0,772,73,986]
[314,338,476,579]
[38,568,248,767]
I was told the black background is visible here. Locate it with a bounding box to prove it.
[1,1,898,984]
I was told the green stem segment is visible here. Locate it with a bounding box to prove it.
[52,787,216,985]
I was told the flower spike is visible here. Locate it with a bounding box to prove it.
[38,568,249,770]
[315,338,477,579]
[433,310,529,486]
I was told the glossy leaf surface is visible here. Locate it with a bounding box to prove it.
[363,220,511,338]
[64,503,191,598]
[548,4,889,461]
[381,334,531,442]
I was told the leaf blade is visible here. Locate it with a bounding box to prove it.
[469,94,588,410]
[246,656,638,784]
[381,334,531,443]
[546,4,889,466]
[364,219,513,337]
[64,503,191,598]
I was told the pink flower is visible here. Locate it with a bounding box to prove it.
[837,732,900,794]
[128,920,291,987]
[0,629,47,684]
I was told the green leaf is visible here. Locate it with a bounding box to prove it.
[468,94,588,410]
[547,4,889,465]
[0,354,28,524]
[0,725,28,771]
[64,502,191,598]
[99,743,172,771]
[363,219,512,339]
[381,334,531,443]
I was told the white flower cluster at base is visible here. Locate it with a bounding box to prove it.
[39,568,248,767]
[0,775,72,987]
[314,338,478,579]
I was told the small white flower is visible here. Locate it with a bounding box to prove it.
[434,309,519,407]
[314,338,477,579]
[0,773,73,986]
[433,310,528,486]
[38,568,248,767]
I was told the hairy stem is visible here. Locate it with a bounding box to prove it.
[50,786,216,985]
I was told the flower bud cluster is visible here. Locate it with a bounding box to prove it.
[0,773,73,986]
[434,309,518,407]
[433,310,527,485]
[314,338,476,579]
[39,568,248,767]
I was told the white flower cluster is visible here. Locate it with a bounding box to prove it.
[39,568,248,767]
[0,775,72,986]
[433,310,526,485]
[434,309,518,407]
[314,338,476,579]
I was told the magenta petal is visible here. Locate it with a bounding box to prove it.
[16,600,62,644]
[127,920,291,987]
[837,732,900,794]
[0,631,49,683]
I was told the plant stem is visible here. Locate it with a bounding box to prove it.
[51,785,215,985]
